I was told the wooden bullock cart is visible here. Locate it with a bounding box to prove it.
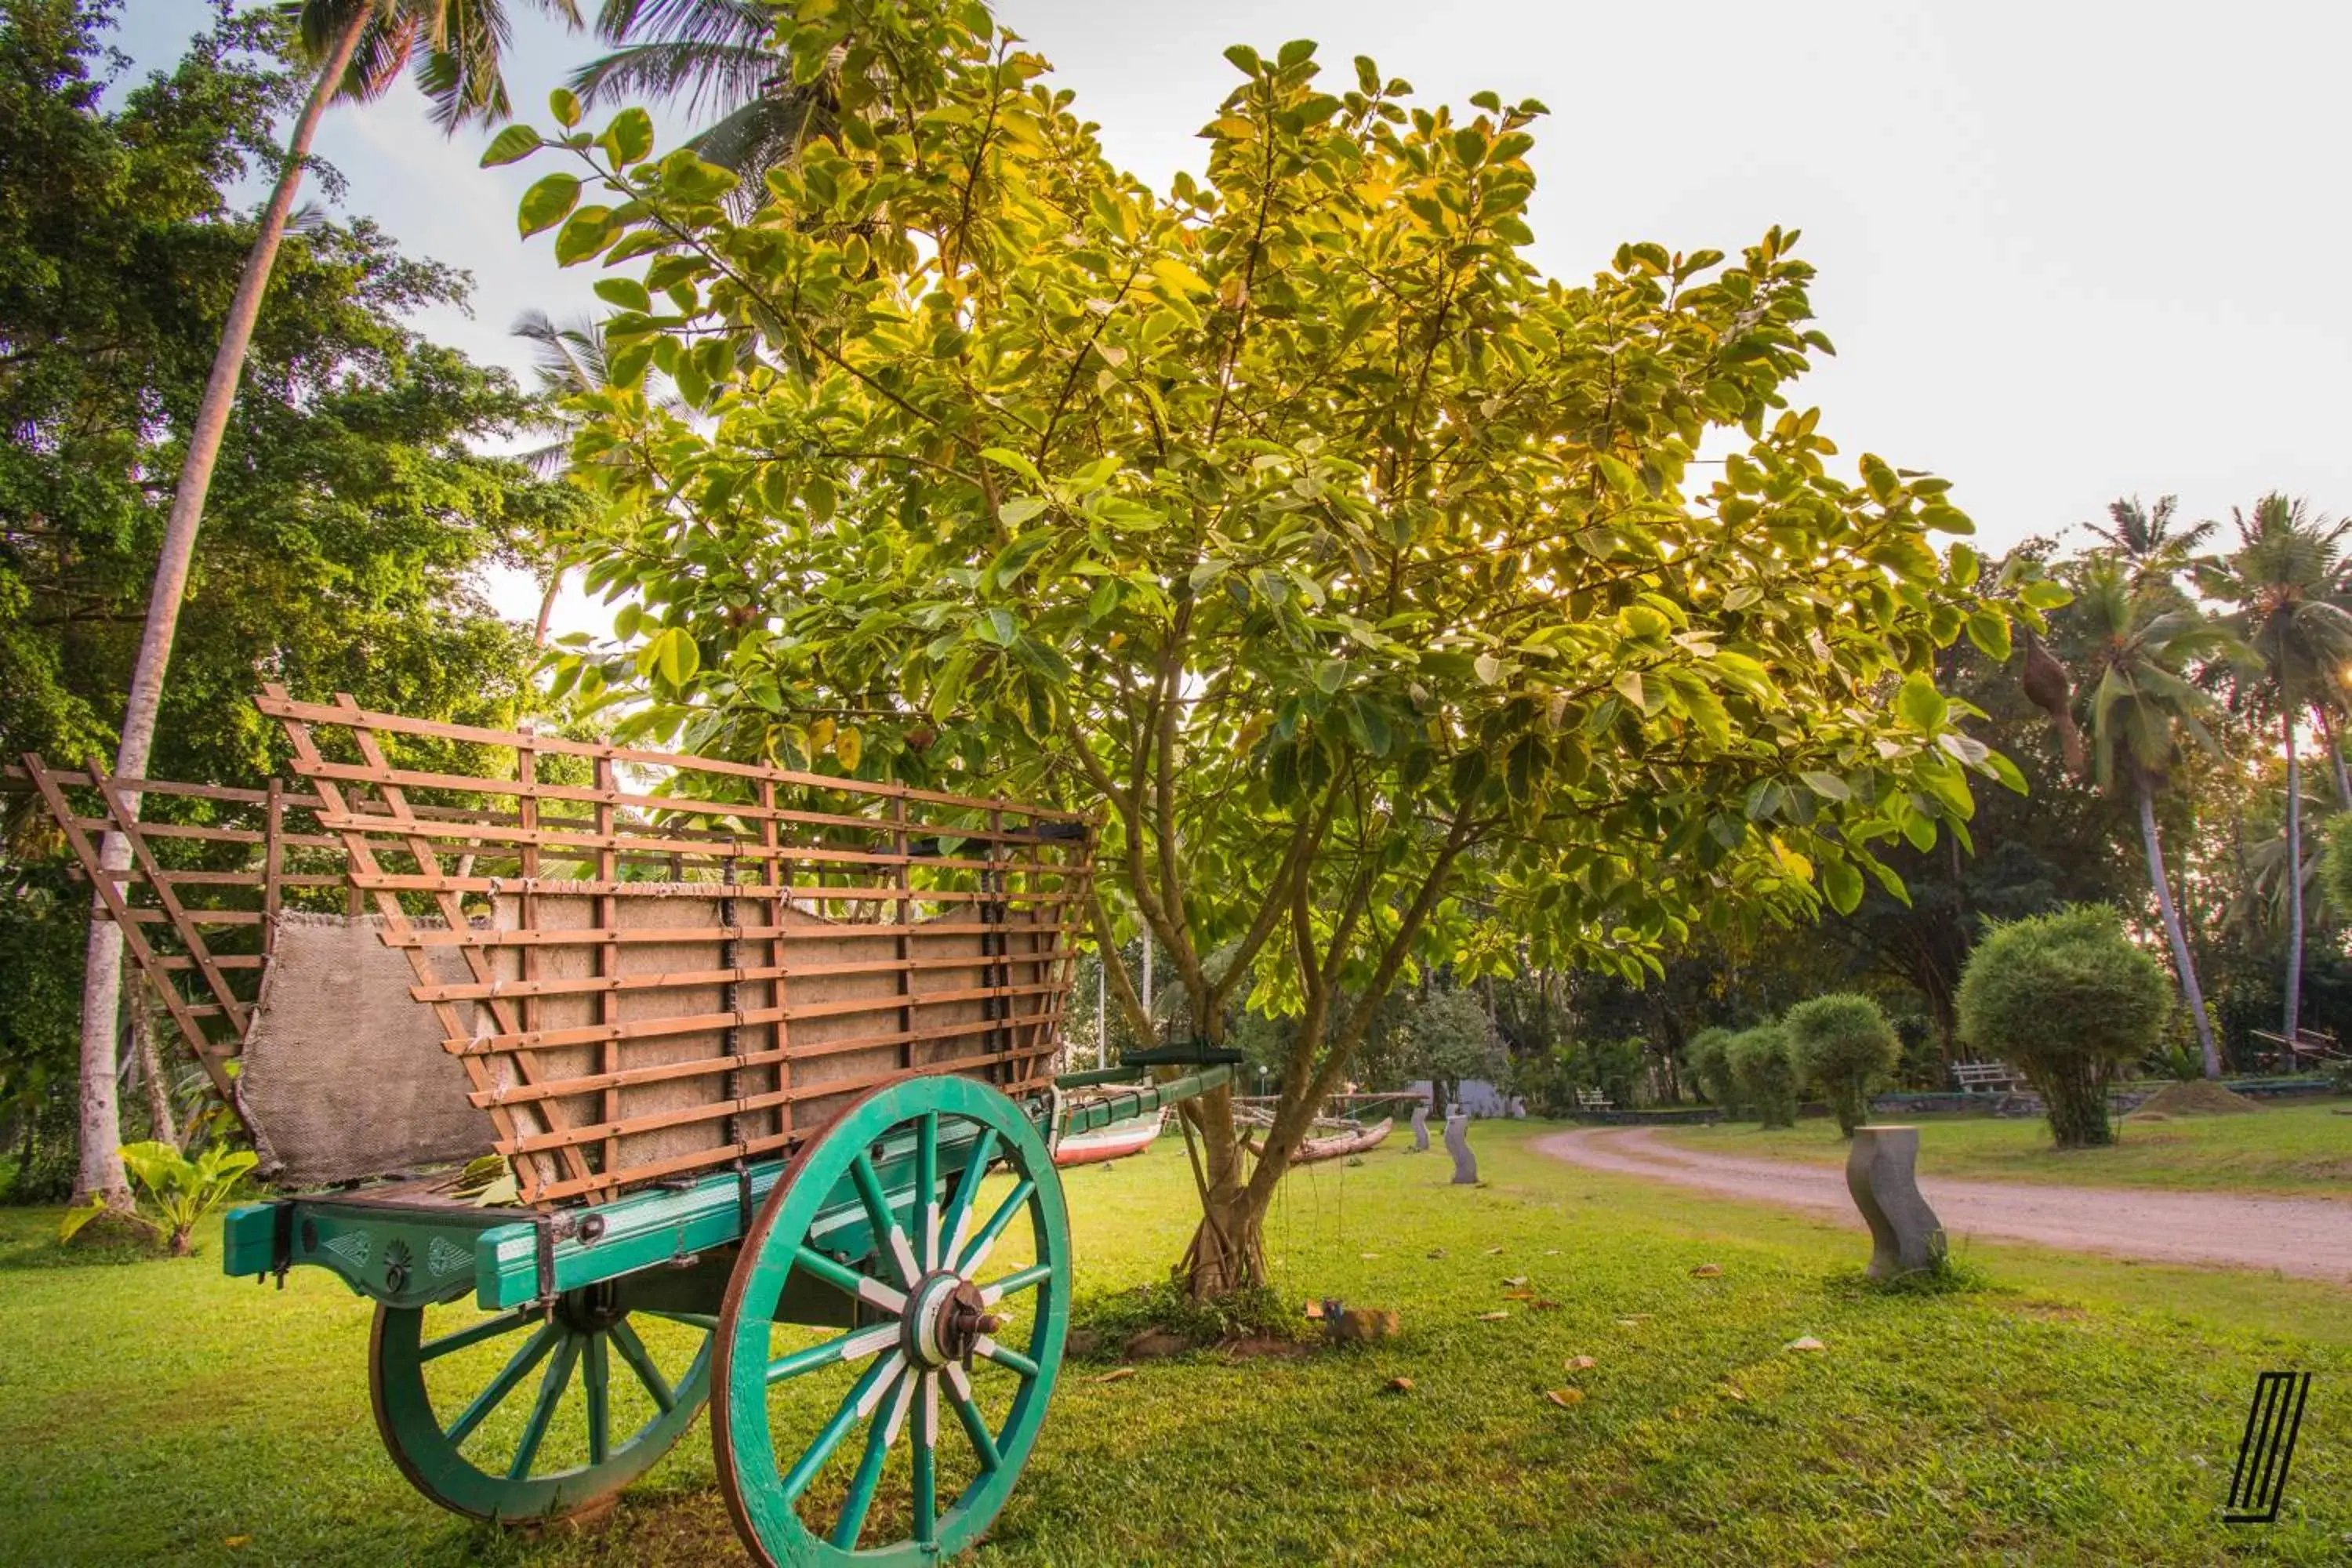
[29,691,1231,1563]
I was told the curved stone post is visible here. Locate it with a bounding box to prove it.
[1410,1099,1431,1152]
[1846,1125,1947,1279]
[1444,1109,1477,1184]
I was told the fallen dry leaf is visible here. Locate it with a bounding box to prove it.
[1722,1385,1748,1403]
[223,1540,251,1552]
[1095,1367,1138,1384]
[1785,1335,1827,1353]
[1566,1355,1597,1372]
[1503,1275,1530,1287]
[1531,1299,1562,1311]
[1359,1251,1380,1260]
[1545,1387,1585,1408]
[1385,1376,1414,1394]
[1690,1263,1724,1278]
[1425,1248,1447,1259]
[1478,1310,1510,1321]
[1485,1247,1505,1255]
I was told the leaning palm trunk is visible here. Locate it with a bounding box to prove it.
[2317,702,2352,811]
[2281,712,2304,1047]
[2138,777,2218,1079]
[71,9,372,1208]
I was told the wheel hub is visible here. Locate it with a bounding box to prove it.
[554,1281,629,1334]
[903,1272,1000,1368]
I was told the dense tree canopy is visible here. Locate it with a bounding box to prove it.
[506,0,2046,1290]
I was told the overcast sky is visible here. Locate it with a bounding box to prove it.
[117,1,2350,631]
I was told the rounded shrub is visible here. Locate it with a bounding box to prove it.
[1784,993,1901,1138]
[1725,1025,1797,1129]
[1682,1026,1744,1116]
[1955,904,2170,1149]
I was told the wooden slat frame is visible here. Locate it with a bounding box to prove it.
[13,757,342,1107]
[259,688,1095,1207]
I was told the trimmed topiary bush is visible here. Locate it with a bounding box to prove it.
[1726,1024,1796,1128]
[1956,904,2171,1149]
[1784,993,1901,1138]
[1682,1026,1744,1116]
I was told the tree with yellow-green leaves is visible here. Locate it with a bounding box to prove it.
[499,0,2057,1297]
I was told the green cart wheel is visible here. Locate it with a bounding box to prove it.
[371,1283,714,1523]
[712,1077,1071,1566]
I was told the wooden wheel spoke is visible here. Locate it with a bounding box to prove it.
[852,1151,922,1288]
[941,1126,998,1265]
[972,1336,1040,1381]
[641,1310,720,1331]
[942,1362,1001,1473]
[420,1308,535,1363]
[779,1348,904,1505]
[445,1322,558,1448]
[957,1176,1035,1276]
[507,1333,582,1479]
[605,1319,676,1414]
[789,1243,907,1316]
[765,1322,899,1386]
[978,1261,1052,1305]
[584,1332,612,1466]
[829,1365,913,1550]
[915,1111,940,1272]
[912,1370,940,1546]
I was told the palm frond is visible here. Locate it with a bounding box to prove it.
[569,39,779,117]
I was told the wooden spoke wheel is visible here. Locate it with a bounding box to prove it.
[370,1283,714,1523]
[713,1077,1070,1566]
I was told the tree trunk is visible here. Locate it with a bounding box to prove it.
[1174,1083,1264,1298]
[2283,712,2304,1047]
[129,970,174,1144]
[2139,775,2219,1080]
[2318,702,2352,811]
[71,9,369,1208]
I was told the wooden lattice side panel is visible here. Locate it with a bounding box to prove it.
[14,757,343,1105]
[259,688,1095,1206]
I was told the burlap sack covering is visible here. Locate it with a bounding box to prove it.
[240,913,495,1185]
[485,887,1063,1192]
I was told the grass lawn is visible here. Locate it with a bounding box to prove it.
[2,1120,2347,1566]
[1656,1098,2352,1197]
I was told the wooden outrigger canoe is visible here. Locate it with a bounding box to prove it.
[1051,1112,1163,1167]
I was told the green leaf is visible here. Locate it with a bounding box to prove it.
[593,278,652,313]
[652,627,699,687]
[1896,671,1947,731]
[480,125,543,167]
[554,206,615,266]
[1821,856,1864,915]
[981,448,1044,486]
[998,495,1047,528]
[549,88,583,129]
[601,107,655,166]
[1799,770,1850,802]
[1965,608,2012,661]
[1612,669,1646,713]
[518,173,581,238]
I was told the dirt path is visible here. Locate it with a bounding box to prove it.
[1532,1127,2352,1283]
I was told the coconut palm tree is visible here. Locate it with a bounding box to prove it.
[2076,561,2238,1077]
[73,0,581,1211]
[572,0,837,187]
[2201,492,2352,1048]
[2081,495,2218,589]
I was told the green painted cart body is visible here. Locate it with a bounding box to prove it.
[224,1037,1230,1561]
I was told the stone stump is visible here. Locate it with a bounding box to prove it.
[1444,1109,1477,1184]
[1845,1125,1947,1279]
[1410,1100,1431,1152]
